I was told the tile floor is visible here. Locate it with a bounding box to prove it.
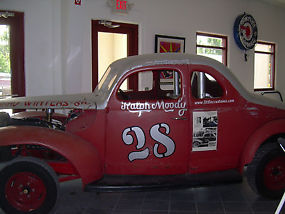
[51,178,284,214]
[0,178,283,214]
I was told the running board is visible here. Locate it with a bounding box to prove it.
[84,170,242,192]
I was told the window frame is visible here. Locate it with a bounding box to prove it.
[0,11,25,98]
[191,71,224,100]
[254,41,276,91]
[116,68,182,101]
[196,32,228,66]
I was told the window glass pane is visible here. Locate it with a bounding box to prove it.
[197,35,223,47]
[255,43,273,53]
[120,73,153,92]
[197,47,223,63]
[117,70,181,101]
[191,71,223,99]
[0,25,11,98]
[196,33,227,66]
[139,71,153,91]
[159,70,181,99]
[254,53,273,89]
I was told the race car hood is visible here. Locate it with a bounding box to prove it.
[0,93,97,110]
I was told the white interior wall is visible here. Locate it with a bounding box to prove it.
[0,0,284,97]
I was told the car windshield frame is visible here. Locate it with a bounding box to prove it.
[96,66,118,92]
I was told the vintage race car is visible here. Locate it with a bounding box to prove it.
[0,53,284,214]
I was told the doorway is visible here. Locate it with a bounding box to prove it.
[91,20,138,91]
[0,11,25,98]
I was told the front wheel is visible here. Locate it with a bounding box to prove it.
[0,157,59,214]
[246,143,285,199]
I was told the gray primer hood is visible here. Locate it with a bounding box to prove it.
[0,93,97,110]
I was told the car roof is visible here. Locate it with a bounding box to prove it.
[108,53,243,95]
[100,53,285,110]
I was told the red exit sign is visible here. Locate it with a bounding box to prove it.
[116,0,127,11]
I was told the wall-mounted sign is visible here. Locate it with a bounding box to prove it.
[107,0,133,14]
[233,13,258,50]
[74,0,82,5]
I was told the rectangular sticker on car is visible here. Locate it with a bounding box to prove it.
[192,111,218,151]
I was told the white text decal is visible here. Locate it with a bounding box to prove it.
[121,98,187,117]
[122,123,176,162]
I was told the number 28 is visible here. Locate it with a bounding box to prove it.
[122,123,176,162]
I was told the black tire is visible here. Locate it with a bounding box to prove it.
[0,157,59,214]
[246,143,285,199]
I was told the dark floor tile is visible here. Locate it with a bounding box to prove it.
[223,202,253,213]
[250,201,279,213]
[142,200,169,211]
[170,201,196,212]
[226,212,252,214]
[95,192,122,201]
[85,198,118,210]
[120,191,146,200]
[197,201,224,213]
[170,211,196,214]
[254,210,284,214]
[193,187,221,202]
[112,211,140,214]
[171,189,196,201]
[141,211,169,214]
[145,190,170,201]
[220,189,247,202]
[83,208,111,214]
[198,212,225,214]
[115,198,143,211]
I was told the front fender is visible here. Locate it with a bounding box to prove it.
[0,126,103,185]
[239,119,285,171]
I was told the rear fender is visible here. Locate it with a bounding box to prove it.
[0,126,103,185]
[239,119,285,172]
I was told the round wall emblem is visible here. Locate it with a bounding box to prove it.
[233,13,258,50]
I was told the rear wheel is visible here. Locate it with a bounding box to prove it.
[0,157,59,214]
[246,143,285,199]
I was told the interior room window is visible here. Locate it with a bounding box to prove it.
[196,32,227,65]
[254,41,275,90]
[118,70,181,100]
[191,71,223,99]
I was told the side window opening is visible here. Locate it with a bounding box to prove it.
[159,70,181,99]
[117,69,181,101]
[191,71,223,99]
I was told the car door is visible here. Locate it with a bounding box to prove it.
[188,64,245,173]
[105,64,191,175]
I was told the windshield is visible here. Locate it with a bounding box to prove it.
[97,67,117,92]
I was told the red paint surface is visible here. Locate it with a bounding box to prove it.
[1,61,285,189]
